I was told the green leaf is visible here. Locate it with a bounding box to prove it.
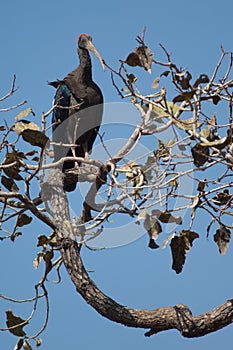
[173,117,202,131]
[152,101,179,117]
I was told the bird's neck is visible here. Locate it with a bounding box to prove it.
[78,47,92,81]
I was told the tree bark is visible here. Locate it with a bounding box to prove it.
[48,168,233,338]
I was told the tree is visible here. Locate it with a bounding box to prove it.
[0,31,233,348]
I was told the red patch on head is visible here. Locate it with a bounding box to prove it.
[78,33,91,42]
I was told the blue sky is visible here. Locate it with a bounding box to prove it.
[0,0,233,349]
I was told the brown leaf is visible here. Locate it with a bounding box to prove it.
[180,71,192,90]
[6,310,28,337]
[10,231,22,242]
[135,45,153,73]
[214,224,231,255]
[21,129,49,148]
[170,230,199,273]
[25,150,38,156]
[23,340,33,350]
[43,249,54,277]
[212,190,232,206]
[160,70,170,77]
[152,210,182,225]
[173,90,195,103]
[16,214,32,228]
[151,77,160,89]
[144,214,162,249]
[3,153,23,181]
[197,180,206,192]
[212,95,221,105]
[193,74,209,88]
[1,175,19,192]
[36,338,42,348]
[127,73,137,84]
[33,252,44,269]
[191,143,209,167]
[14,338,24,350]
[125,52,142,67]
[37,235,49,247]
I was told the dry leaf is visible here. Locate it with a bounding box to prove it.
[37,235,49,247]
[1,175,19,192]
[14,120,40,134]
[214,224,231,255]
[151,77,160,89]
[191,143,209,167]
[152,209,182,225]
[144,214,162,249]
[170,230,199,273]
[21,129,49,148]
[3,153,23,181]
[15,108,34,121]
[16,214,32,228]
[6,310,28,337]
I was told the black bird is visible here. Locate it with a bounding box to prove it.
[49,34,104,192]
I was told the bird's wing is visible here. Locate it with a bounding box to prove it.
[51,83,71,162]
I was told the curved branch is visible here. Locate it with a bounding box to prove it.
[47,168,233,338]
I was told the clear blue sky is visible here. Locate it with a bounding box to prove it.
[0,0,233,349]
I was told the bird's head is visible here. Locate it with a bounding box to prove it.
[78,34,105,70]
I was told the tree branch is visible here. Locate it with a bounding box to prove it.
[47,168,233,338]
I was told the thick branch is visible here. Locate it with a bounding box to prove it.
[47,168,233,338]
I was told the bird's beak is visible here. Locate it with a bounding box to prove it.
[86,41,105,71]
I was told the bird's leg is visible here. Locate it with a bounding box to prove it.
[72,117,80,168]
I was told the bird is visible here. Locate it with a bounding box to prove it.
[49,34,104,192]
